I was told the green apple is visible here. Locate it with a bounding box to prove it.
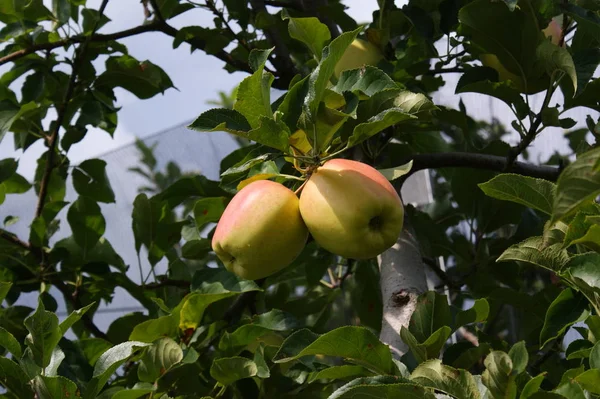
[299,159,404,259]
[334,38,383,78]
[212,180,308,280]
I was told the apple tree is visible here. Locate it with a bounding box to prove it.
[1,0,600,397]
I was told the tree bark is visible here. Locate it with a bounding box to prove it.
[377,215,428,358]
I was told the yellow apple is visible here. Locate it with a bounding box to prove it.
[480,17,563,94]
[334,38,383,78]
[212,180,308,280]
[299,159,404,259]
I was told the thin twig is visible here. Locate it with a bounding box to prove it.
[424,67,466,75]
[0,21,164,67]
[264,0,302,9]
[35,0,111,218]
[144,279,191,289]
[0,230,31,251]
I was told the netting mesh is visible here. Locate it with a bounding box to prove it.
[1,123,238,329]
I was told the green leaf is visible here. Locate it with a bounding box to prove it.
[84,341,151,399]
[303,29,361,119]
[400,327,428,363]
[410,359,481,399]
[67,196,106,252]
[52,0,70,25]
[329,381,436,398]
[24,298,62,368]
[111,386,156,399]
[152,175,226,209]
[0,101,37,144]
[0,281,12,304]
[81,8,110,33]
[219,309,297,355]
[0,357,34,398]
[575,369,600,394]
[563,212,600,251]
[308,365,374,383]
[248,344,267,379]
[285,15,330,58]
[536,40,577,94]
[72,159,115,203]
[590,340,600,369]
[332,66,399,97]
[246,116,291,152]
[443,342,492,370]
[138,337,183,383]
[210,356,257,386]
[59,303,94,335]
[409,291,452,343]
[32,374,79,399]
[0,326,22,358]
[129,315,178,343]
[131,194,183,266]
[553,147,600,222]
[233,50,274,129]
[455,298,490,329]
[190,268,261,294]
[479,174,556,215]
[520,374,546,399]
[181,239,211,260]
[179,292,241,330]
[482,351,517,399]
[540,288,589,348]
[562,253,600,314]
[274,326,394,375]
[347,108,415,148]
[508,341,528,375]
[456,67,528,118]
[378,161,413,181]
[0,158,17,183]
[193,197,227,229]
[96,55,174,100]
[497,236,570,272]
[188,108,252,136]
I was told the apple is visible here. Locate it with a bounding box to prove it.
[212,180,308,280]
[299,159,404,259]
[334,38,383,78]
[480,17,564,94]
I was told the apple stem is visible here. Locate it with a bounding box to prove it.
[320,279,335,289]
[294,179,308,196]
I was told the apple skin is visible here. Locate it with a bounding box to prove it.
[212,180,308,280]
[334,39,383,78]
[299,159,404,259]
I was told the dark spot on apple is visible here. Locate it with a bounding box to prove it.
[367,343,373,349]
[203,209,208,215]
[368,215,383,231]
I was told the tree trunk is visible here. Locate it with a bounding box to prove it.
[377,215,428,358]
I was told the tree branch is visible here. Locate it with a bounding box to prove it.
[378,217,428,358]
[35,0,111,218]
[404,152,560,181]
[0,20,255,79]
[424,67,466,75]
[144,279,190,289]
[250,0,298,83]
[0,22,165,67]
[0,230,31,251]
